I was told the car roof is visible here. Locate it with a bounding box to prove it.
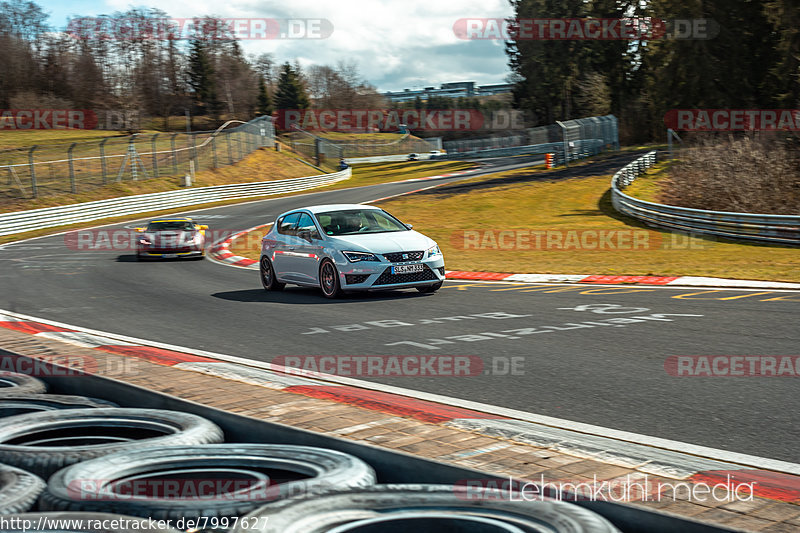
[285,204,382,215]
[148,217,193,223]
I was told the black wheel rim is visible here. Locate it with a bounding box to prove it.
[261,258,273,286]
[321,262,336,295]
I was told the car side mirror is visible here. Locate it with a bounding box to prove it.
[198,225,208,230]
[298,229,319,242]
[135,227,145,232]
[405,223,413,230]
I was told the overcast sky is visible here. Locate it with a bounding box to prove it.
[40,0,514,92]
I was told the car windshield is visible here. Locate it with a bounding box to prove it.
[146,221,194,232]
[315,209,408,236]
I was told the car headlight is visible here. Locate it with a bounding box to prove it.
[427,245,441,257]
[343,251,380,262]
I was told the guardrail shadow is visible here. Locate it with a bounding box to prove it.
[418,151,654,198]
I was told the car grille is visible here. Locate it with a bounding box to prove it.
[147,247,194,253]
[382,251,424,262]
[373,265,438,285]
[345,274,370,285]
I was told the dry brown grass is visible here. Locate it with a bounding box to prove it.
[0,147,316,213]
[663,137,800,214]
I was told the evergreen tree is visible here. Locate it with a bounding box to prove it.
[274,62,310,110]
[257,75,273,116]
[187,39,220,117]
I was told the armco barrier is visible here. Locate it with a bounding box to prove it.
[0,168,351,237]
[611,152,800,245]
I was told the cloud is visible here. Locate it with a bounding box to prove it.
[43,0,513,90]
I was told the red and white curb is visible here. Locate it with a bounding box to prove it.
[206,234,800,292]
[207,224,270,269]
[2,307,800,502]
[446,272,800,290]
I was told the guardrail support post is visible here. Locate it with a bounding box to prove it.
[151,134,159,178]
[28,146,38,198]
[67,143,77,194]
[556,121,569,168]
[190,133,199,171]
[170,133,178,174]
[99,138,109,184]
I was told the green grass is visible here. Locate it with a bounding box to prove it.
[365,162,800,282]
[0,130,152,151]
[0,147,318,214]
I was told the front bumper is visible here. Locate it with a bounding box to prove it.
[137,247,204,259]
[338,256,446,291]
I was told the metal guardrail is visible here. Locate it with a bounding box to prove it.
[611,152,800,245]
[0,168,351,237]
[434,140,605,161]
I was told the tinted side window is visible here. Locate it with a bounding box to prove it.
[278,213,301,235]
[297,213,320,238]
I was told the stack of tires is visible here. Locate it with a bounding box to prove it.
[0,372,620,532]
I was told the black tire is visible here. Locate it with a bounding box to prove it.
[0,512,182,532]
[260,256,285,291]
[40,444,376,521]
[0,408,224,478]
[0,394,117,419]
[319,259,343,299]
[0,373,47,396]
[232,484,621,533]
[0,463,46,514]
[416,282,443,294]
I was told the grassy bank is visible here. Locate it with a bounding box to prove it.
[229,151,800,282]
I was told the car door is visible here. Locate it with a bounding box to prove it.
[292,213,325,284]
[272,212,301,281]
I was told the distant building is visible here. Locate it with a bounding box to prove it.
[475,83,514,96]
[383,81,512,103]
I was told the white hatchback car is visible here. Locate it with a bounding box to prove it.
[259,204,445,298]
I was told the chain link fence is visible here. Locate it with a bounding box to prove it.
[442,115,619,159]
[285,130,442,164]
[0,116,275,200]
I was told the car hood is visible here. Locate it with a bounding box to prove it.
[327,231,435,253]
[144,230,197,242]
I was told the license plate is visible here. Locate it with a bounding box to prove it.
[162,254,178,259]
[392,263,423,274]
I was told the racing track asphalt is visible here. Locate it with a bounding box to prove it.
[0,153,798,464]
